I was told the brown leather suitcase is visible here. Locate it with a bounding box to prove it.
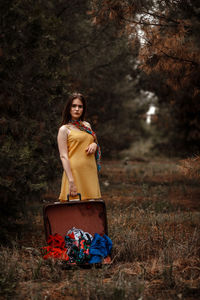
[43,195,108,240]
[43,194,111,265]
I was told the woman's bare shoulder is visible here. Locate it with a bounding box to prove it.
[58,124,70,134]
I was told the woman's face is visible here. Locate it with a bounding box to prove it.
[70,98,84,120]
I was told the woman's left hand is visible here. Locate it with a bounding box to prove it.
[86,142,97,155]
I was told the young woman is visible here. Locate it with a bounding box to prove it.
[57,93,101,201]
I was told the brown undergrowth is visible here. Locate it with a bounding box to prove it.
[0,158,200,300]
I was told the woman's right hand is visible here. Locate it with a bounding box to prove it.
[69,181,78,197]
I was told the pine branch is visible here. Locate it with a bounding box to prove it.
[159,49,199,66]
[142,38,199,67]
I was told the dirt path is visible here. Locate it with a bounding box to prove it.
[100,159,200,211]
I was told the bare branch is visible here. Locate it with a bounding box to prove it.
[121,16,177,27]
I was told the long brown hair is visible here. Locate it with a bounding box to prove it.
[61,93,86,125]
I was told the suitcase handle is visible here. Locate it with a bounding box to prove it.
[67,193,81,202]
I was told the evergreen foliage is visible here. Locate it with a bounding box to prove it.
[0,0,145,237]
[90,0,200,154]
[0,0,67,238]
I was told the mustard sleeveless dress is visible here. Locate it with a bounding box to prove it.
[59,126,101,201]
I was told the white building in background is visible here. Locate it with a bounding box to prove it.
[146,104,157,124]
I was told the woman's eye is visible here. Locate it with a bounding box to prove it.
[72,105,83,108]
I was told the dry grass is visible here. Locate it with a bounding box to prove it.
[179,155,200,181]
[1,158,200,300]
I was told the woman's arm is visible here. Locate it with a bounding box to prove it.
[57,125,77,196]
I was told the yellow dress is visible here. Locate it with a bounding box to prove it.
[59,127,101,201]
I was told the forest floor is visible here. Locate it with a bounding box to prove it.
[1,158,200,300]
